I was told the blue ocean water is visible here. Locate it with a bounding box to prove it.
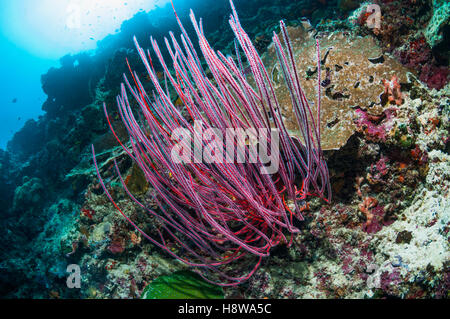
[0,36,55,149]
[0,0,172,149]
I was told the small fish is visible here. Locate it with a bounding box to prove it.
[11,98,17,103]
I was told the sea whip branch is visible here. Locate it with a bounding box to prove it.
[92,0,331,286]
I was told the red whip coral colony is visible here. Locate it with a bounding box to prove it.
[92,0,330,286]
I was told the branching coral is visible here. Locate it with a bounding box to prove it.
[92,0,330,286]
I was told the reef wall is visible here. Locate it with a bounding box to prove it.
[0,0,448,298]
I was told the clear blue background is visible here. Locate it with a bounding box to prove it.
[0,0,170,149]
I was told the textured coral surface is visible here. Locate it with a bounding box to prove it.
[263,26,412,150]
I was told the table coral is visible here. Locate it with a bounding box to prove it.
[262,25,412,150]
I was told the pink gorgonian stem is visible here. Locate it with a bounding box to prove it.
[92,0,331,286]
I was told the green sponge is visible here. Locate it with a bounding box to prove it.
[140,270,224,299]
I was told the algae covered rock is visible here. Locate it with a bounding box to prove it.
[12,177,44,211]
[338,0,362,12]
